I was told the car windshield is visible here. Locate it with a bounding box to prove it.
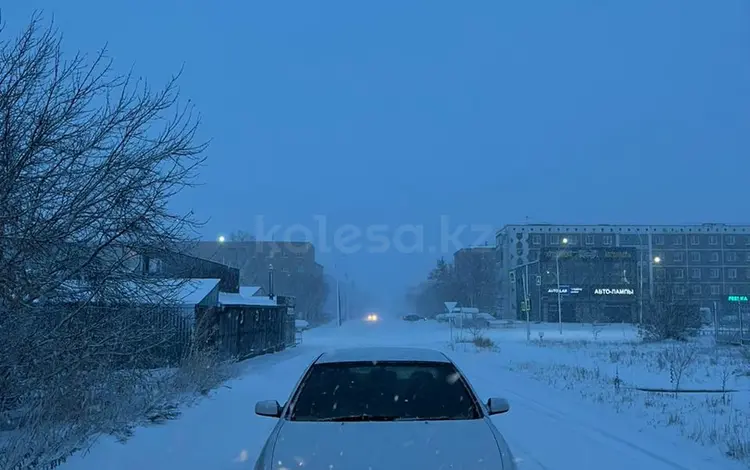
[289,361,481,422]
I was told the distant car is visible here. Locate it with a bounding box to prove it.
[253,347,517,470]
[402,314,426,322]
[364,313,379,322]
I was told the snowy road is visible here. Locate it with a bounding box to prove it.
[58,319,744,470]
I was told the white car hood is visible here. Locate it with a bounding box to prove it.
[269,419,505,470]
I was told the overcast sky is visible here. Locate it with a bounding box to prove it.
[5,0,749,305]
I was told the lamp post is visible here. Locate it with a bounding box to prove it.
[555,237,569,334]
[643,256,662,322]
[217,235,226,265]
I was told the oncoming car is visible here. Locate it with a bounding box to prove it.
[364,313,379,322]
[253,347,517,469]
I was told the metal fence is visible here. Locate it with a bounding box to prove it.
[12,301,296,369]
[211,304,292,361]
[715,301,750,345]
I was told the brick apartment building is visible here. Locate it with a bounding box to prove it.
[495,224,750,322]
[453,246,496,313]
[186,240,326,318]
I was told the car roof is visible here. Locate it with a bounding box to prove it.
[315,347,451,364]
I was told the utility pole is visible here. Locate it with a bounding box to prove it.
[510,259,539,342]
[336,280,342,326]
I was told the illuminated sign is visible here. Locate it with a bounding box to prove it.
[548,287,569,294]
[593,288,634,295]
[547,286,583,295]
[727,295,749,302]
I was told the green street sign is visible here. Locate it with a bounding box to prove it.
[727,295,749,302]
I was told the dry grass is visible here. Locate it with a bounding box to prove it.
[507,340,750,464]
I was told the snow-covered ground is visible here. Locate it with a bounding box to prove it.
[474,321,750,466]
[56,319,750,470]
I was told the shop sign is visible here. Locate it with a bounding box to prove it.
[593,287,634,296]
[547,286,583,295]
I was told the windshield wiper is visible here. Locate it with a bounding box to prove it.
[317,414,402,422]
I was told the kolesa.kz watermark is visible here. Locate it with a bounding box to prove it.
[251,215,494,254]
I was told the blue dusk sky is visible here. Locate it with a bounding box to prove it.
[3,1,749,304]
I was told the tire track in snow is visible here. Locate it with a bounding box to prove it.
[453,355,709,470]
[499,386,692,470]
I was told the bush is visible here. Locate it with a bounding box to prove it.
[639,294,702,342]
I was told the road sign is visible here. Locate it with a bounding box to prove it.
[444,301,458,312]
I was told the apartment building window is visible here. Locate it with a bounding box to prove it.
[728,268,737,279]
[708,235,718,246]
[710,268,720,279]
[585,234,595,245]
[745,252,750,263]
[550,235,560,245]
[673,252,684,262]
[654,235,664,246]
[532,234,541,245]
[674,285,686,295]
[673,235,683,246]
[690,235,700,245]
[728,285,737,294]
[691,285,701,296]
[567,236,578,245]
[710,252,720,262]
[711,285,721,296]
[675,268,684,279]
[603,235,613,246]
[690,252,700,263]
[727,235,737,246]
[746,236,750,246]
[727,252,738,262]
[691,268,701,280]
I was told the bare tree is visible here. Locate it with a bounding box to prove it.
[639,277,702,341]
[297,271,328,323]
[455,253,495,312]
[0,14,211,469]
[228,230,255,242]
[659,343,698,394]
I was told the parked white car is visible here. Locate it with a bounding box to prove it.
[253,347,517,469]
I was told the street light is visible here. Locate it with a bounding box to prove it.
[556,237,569,334]
[653,256,661,264]
[217,235,226,243]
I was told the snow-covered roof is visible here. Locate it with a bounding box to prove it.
[176,279,221,305]
[56,278,220,307]
[239,286,262,297]
[219,292,277,307]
